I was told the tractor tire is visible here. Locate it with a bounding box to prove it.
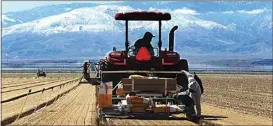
[176,59,189,87]
[178,59,189,71]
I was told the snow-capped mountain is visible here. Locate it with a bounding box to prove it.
[3,5,234,36]
[2,2,272,59]
[3,2,271,27]
[2,14,23,27]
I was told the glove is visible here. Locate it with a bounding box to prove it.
[185,89,190,95]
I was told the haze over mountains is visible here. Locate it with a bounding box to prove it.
[2,2,272,60]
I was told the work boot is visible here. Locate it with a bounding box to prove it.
[185,105,197,121]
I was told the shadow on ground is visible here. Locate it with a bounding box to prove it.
[201,114,228,121]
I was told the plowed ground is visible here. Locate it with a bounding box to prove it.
[3,73,272,125]
[1,73,81,122]
[201,74,272,117]
[10,83,97,125]
[105,74,272,125]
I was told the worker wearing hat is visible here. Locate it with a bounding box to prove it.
[131,32,155,56]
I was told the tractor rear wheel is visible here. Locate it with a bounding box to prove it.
[178,59,189,71]
[176,59,189,87]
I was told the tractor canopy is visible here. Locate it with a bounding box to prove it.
[115,11,171,21]
[115,11,171,52]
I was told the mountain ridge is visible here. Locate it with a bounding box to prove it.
[2,3,272,60]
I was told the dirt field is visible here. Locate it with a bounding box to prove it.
[104,73,272,125]
[200,74,272,117]
[1,73,81,123]
[11,84,97,125]
[2,73,272,125]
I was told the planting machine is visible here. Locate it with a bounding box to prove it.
[82,11,194,123]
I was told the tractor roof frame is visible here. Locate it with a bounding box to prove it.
[115,11,171,52]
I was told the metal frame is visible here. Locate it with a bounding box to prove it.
[97,69,187,122]
[124,20,163,53]
[100,70,184,74]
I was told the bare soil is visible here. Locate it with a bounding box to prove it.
[11,84,97,125]
[3,73,272,125]
[200,74,272,117]
[1,75,81,121]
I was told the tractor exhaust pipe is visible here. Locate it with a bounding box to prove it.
[169,26,178,52]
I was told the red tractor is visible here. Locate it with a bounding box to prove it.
[96,11,189,84]
[93,12,197,122]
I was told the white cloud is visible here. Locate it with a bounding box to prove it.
[158,1,174,4]
[173,7,200,15]
[67,1,124,4]
[89,1,124,4]
[222,11,235,14]
[148,7,170,12]
[222,8,269,15]
[238,9,266,14]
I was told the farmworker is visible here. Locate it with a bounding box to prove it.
[131,32,155,56]
[193,72,204,94]
[174,88,197,120]
[181,70,202,119]
[175,70,202,120]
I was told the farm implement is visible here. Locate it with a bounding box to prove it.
[81,11,195,122]
[96,71,197,124]
[37,69,46,77]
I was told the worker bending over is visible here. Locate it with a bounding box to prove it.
[176,70,202,119]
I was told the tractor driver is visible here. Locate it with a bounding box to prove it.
[131,32,155,56]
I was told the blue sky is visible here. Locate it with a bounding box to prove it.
[2,1,124,13]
